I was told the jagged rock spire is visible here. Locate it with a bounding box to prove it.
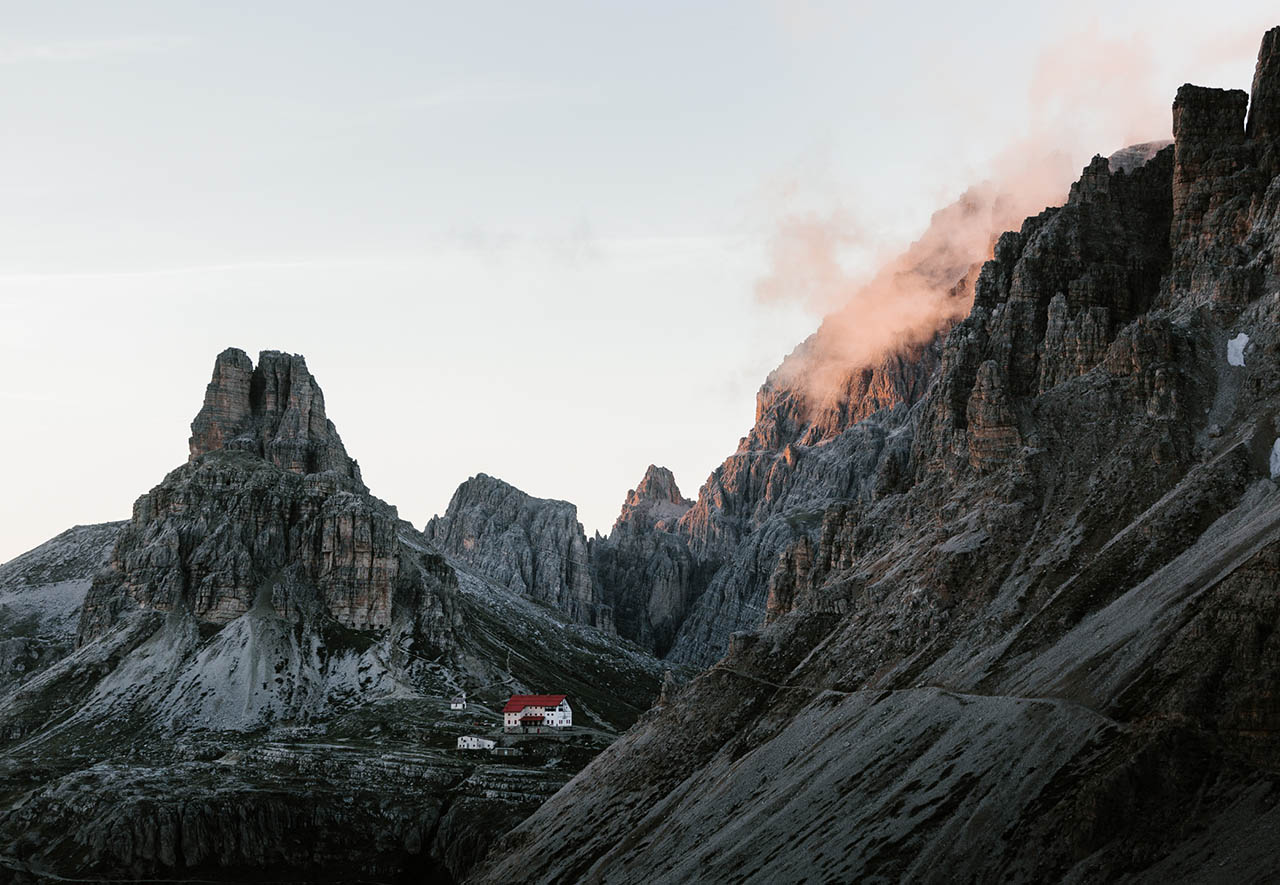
[189,348,362,485]
[1247,26,1280,142]
[612,465,692,535]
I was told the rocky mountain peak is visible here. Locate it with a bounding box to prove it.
[425,474,610,628]
[633,465,686,505]
[1172,83,1248,142]
[189,347,362,485]
[613,465,692,534]
[1247,26,1280,141]
[592,463,700,656]
[77,346,434,647]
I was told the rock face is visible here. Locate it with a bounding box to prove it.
[425,474,609,629]
[590,467,699,655]
[608,285,964,664]
[611,465,691,533]
[189,348,361,482]
[915,146,1176,476]
[584,179,1032,665]
[81,349,449,648]
[470,26,1280,885]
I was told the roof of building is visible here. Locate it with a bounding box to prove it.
[503,693,567,713]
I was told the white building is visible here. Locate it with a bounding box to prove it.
[457,735,496,750]
[503,694,572,731]
[450,693,467,710]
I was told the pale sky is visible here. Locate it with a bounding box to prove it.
[1,2,1275,563]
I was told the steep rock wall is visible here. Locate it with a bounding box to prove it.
[470,26,1280,885]
[425,474,608,629]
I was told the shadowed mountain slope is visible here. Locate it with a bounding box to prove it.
[468,26,1280,885]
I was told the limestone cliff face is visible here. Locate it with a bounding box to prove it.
[80,349,458,656]
[78,460,440,640]
[914,146,1175,477]
[472,26,1280,885]
[425,474,609,629]
[649,274,966,664]
[189,348,362,483]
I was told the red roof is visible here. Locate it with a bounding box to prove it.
[519,714,545,724]
[503,694,567,713]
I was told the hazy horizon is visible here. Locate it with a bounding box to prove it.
[2,1,1276,563]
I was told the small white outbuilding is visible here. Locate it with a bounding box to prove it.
[450,693,467,710]
[457,735,496,751]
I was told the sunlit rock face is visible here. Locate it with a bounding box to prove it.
[425,473,611,629]
[471,26,1280,885]
[591,236,976,665]
[612,465,691,533]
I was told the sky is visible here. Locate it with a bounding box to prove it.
[1,1,1276,563]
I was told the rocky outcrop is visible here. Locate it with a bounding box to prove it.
[425,474,609,629]
[189,348,362,483]
[1167,85,1256,301]
[1249,27,1280,140]
[914,146,1175,478]
[82,464,391,634]
[80,350,456,651]
[470,26,1280,885]
[0,522,122,692]
[611,465,691,533]
[591,467,699,655]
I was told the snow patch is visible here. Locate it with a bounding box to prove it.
[1227,332,1249,367]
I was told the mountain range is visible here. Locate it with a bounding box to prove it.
[4,22,1280,885]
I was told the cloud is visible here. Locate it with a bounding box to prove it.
[768,184,1020,405]
[0,390,53,402]
[754,19,1240,414]
[389,81,596,111]
[755,211,864,313]
[0,35,191,65]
